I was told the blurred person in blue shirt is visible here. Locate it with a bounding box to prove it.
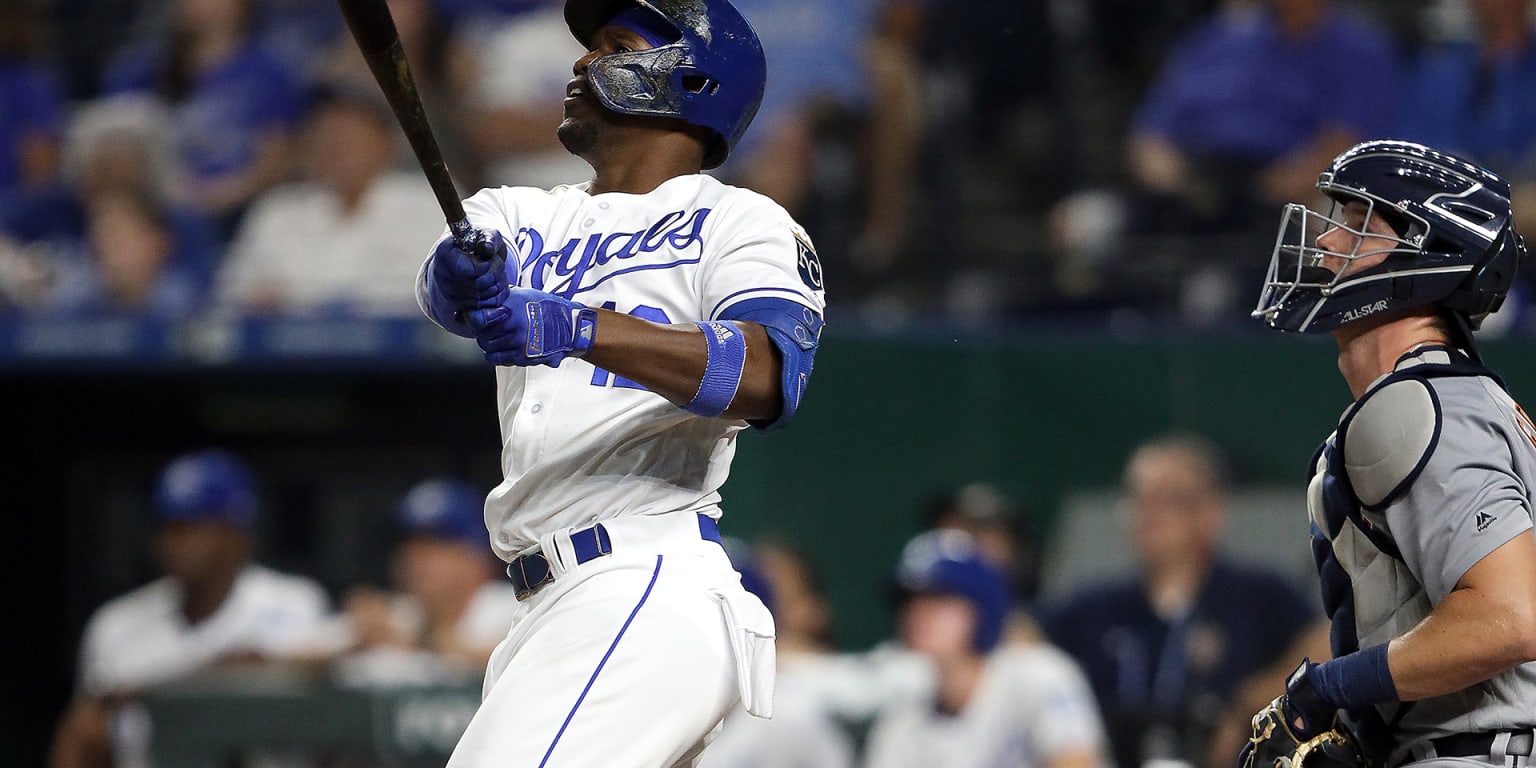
[103,0,306,241]
[0,0,66,200]
[1039,434,1317,768]
[1396,0,1536,235]
[1127,0,1399,234]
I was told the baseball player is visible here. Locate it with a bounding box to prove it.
[49,450,331,768]
[415,0,825,765]
[864,530,1109,768]
[1242,140,1536,768]
[333,478,522,684]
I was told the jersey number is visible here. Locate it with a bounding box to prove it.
[589,303,672,391]
[1514,401,1536,449]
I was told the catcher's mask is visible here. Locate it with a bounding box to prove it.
[1252,140,1524,335]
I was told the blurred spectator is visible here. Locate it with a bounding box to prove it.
[1039,434,1316,768]
[254,0,344,79]
[48,450,331,768]
[452,0,591,189]
[0,97,216,315]
[924,482,1042,613]
[0,0,65,200]
[328,477,518,686]
[754,538,837,655]
[850,0,1068,316]
[1126,0,1398,231]
[716,0,872,268]
[435,0,545,31]
[863,529,1109,768]
[317,0,477,185]
[699,539,855,768]
[1396,0,1536,235]
[103,0,306,240]
[1053,0,1399,321]
[214,81,445,316]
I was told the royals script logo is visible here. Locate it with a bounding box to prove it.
[512,209,711,299]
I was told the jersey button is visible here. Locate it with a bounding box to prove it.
[531,403,543,413]
[598,202,610,210]
[583,218,595,227]
[497,532,510,544]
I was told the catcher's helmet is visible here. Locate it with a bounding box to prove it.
[894,530,1011,653]
[1253,140,1525,334]
[154,450,258,528]
[565,0,766,169]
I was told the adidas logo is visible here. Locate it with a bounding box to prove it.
[710,324,735,344]
[1475,511,1496,532]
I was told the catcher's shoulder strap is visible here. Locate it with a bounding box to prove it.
[1336,344,1493,513]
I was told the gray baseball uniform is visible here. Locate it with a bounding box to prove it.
[1309,346,1536,767]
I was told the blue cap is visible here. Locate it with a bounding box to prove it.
[154,450,259,528]
[397,479,488,550]
[895,530,1012,652]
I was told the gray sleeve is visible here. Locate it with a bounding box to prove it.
[1385,382,1534,603]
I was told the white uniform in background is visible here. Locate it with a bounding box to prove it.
[863,646,1109,768]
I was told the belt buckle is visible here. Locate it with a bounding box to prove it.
[511,553,554,600]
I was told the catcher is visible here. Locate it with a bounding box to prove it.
[1244,139,1536,768]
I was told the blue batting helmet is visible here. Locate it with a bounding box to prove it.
[895,530,1011,653]
[397,478,488,551]
[154,450,258,528]
[565,0,766,169]
[1254,140,1525,334]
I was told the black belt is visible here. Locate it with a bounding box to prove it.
[1431,731,1535,760]
[506,514,722,600]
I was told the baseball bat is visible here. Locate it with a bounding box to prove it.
[336,0,476,251]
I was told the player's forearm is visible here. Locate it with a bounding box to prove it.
[583,311,782,421]
[1388,537,1536,700]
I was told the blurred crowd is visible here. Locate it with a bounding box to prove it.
[51,434,1326,768]
[2,0,1534,329]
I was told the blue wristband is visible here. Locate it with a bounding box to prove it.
[1312,643,1398,709]
[686,321,747,418]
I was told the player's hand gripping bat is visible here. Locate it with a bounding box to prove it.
[337,0,483,257]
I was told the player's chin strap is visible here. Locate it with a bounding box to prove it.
[1444,311,1484,364]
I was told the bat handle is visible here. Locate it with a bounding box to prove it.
[448,216,498,264]
[448,217,475,251]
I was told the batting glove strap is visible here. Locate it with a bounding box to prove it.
[468,289,590,368]
[685,321,747,418]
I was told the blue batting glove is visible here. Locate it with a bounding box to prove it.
[467,288,598,367]
[427,227,511,310]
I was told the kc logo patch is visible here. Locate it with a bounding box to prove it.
[796,236,823,292]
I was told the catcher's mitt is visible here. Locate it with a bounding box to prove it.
[1240,696,1368,768]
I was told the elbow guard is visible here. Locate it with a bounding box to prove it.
[719,297,822,433]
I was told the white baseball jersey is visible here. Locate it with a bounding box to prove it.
[863,646,1110,768]
[421,173,826,559]
[78,564,330,696]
